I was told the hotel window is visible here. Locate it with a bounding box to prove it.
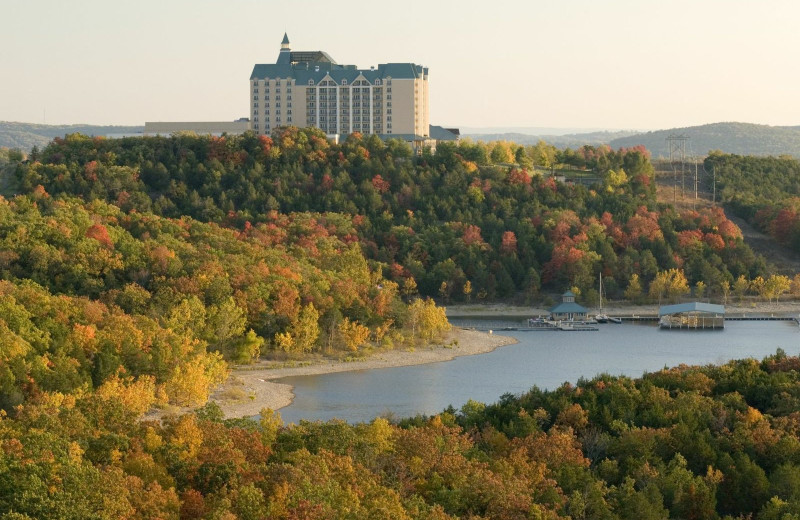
[254,123,259,129]
[254,102,259,107]
[253,88,258,94]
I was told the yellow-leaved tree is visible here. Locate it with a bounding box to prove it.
[338,317,370,352]
[764,274,791,304]
[649,269,690,304]
[407,298,451,342]
[164,352,227,407]
[273,303,319,354]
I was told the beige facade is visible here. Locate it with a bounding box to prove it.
[250,35,428,139]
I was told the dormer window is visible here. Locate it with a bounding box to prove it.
[375,79,381,85]
[342,79,347,86]
[308,79,314,85]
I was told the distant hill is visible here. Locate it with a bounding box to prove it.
[8,120,800,158]
[0,121,143,150]
[463,130,638,148]
[609,122,800,158]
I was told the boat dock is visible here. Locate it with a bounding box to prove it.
[451,314,799,333]
[461,319,599,332]
[612,314,796,323]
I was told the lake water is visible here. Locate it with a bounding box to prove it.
[277,320,800,424]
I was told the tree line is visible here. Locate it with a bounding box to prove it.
[0,192,449,413]
[12,130,767,304]
[705,152,800,254]
[3,348,800,518]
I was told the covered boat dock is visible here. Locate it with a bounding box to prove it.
[659,302,725,330]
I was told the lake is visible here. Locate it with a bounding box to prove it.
[277,320,800,424]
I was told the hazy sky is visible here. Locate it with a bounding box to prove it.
[3,0,799,130]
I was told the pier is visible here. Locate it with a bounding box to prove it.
[611,314,796,322]
[450,314,799,333]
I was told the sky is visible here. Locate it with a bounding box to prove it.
[2,0,799,131]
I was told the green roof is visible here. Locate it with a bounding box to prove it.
[251,61,426,82]
[549,301,588,314]
[429,125,459,141]
[659,302,725,316]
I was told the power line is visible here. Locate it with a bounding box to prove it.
[666,134,689,202]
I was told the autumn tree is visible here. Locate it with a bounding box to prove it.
[462,280,472,302]
[719,279,731,304]
[791,273,800,297]
[406,298,450,342]
[764,274,791,304]
[624,274,643,303]
[338,318,371,351]
[734,274,750,302]
[649,269,689,304]
[695,280,706,299]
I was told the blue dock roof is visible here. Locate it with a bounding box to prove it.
[659,302,725,317]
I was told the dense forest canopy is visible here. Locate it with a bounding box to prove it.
[4,348,800,518]
[706,153,800,254]
[0,192,457,413]
[0,128,795,518]
[12,129,766,303]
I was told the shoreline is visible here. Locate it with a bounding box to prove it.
[211,328,517,419]
[163,299,799,421]
[445,300,800,319]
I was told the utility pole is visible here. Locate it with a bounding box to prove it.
[667,134,689,201]
[712,165,716,205]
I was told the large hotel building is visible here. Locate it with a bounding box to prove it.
[250,34,430,139]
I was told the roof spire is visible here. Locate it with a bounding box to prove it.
[281,33,290,50]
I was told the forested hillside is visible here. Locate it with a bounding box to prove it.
[4,347,800,518]
[611,122,800,158]
[0,191,458,413]
[705,153,800,254]
[1,128,793,518]
[12,129,766,304]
